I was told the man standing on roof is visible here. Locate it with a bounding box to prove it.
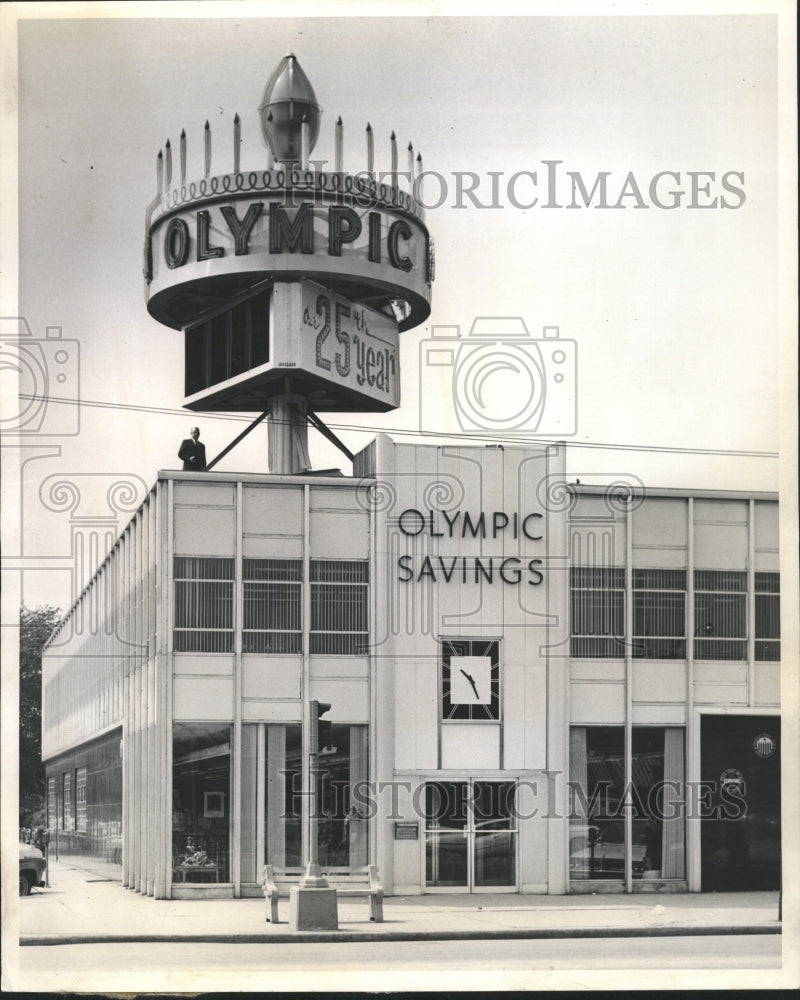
[178,426,207,471]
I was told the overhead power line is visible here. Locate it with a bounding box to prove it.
[13,393,777,460]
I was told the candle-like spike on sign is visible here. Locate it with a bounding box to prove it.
[204,120,211,178]
[407,141,414,189]
[164,139,172,188]
[265,112,274,169]
[416,151,423,204]
[156,149,164,195]
[366,122,374,176]
[335,116,343,173]
[390,130,398,189]
[180,129,187,183]
[301,113,310,170]
[233,113,241,174]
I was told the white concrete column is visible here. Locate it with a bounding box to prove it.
[624,501,633,892]
[545,443,569,895]
[301,484,311,865]
[747,499,756,705]
[232,481,244,893]
[269,395,310,475]
[164,478,175,899]
[686,497,702,892]
[256,723,266,876]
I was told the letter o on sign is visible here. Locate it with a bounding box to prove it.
[164,218,190,269]
[398,508,425,535]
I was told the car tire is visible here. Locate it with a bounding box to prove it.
[19,872,33,896]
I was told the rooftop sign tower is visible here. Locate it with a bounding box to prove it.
[143,53,434,474]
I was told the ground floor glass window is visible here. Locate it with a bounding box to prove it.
[569,726,685,882]
[172,723,231,883]
[264,723,369,872]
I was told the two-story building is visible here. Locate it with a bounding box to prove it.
[42,435,781,898]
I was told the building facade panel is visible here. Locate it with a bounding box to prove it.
[174,654,235,676]
[754,663,780,706]
[632,661,687,703]
[42,457,781,898]
[173,677,235,720]
[174,506,236,555]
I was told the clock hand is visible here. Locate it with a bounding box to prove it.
[460,668,480,699]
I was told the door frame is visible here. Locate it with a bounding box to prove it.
[689,707,780,892]
[421,778,520,893]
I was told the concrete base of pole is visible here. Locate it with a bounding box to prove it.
[288,886,339,931]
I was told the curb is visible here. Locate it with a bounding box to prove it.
[20,923,781,946]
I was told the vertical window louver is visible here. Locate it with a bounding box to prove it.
[173,557,235,652]
[243,559,302,653]
[694,571,747,660]
[310,560,369,654]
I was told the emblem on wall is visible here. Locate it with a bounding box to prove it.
[753,733,776,759]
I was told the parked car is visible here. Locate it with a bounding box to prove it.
[19,842,46,896]
[568,820,647,878]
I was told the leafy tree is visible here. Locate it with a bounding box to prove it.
[19,604,61,824]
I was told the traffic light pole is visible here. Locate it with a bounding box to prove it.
[301,699,328,887]
[288,700,338,930]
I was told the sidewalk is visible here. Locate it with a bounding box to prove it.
[19,860,781,945]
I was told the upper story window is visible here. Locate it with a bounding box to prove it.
[694,571,746,660]
[243,559,302,654]
[755,572,780,662]
[173,557,369,656]
[310,560,369,655]
[570,567,625,658]
[174,557,234,652]
[571,566,780,662]
[633,570,686,659]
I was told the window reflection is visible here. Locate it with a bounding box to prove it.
[264,723,368,872]
[172,723,231,883]
[569,726,685,882]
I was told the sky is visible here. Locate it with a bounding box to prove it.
[1,1,794,617]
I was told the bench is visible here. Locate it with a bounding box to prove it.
[262,865,383,923]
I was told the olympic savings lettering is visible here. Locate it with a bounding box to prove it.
[395,509,546,585]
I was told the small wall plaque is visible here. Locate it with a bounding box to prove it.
[394,822,419,841]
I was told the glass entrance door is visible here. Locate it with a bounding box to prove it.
[424,780,517,892]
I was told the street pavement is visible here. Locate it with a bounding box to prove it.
[15,859,781,945]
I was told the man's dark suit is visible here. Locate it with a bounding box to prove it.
[178,438,207,471]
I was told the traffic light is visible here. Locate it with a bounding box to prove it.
[311,700,334,754]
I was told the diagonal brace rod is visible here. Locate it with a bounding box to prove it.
[307,410,354,463]
[205,410,269,471]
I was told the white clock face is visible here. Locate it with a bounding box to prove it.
[450,656,492,705]
[441,639,501,721]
